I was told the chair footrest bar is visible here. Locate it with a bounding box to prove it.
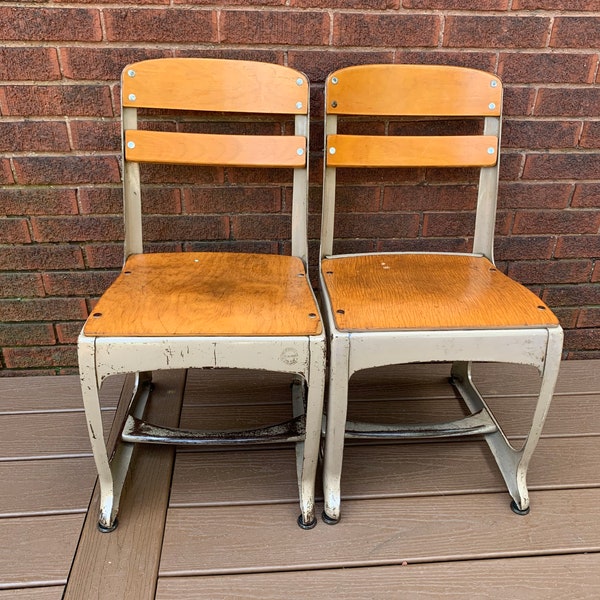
[343,410,498,440]
[122,414,306,446]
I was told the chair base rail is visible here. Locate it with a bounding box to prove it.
[122,414,306,446]
[343,409,497,440]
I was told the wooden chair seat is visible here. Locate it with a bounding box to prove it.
[321,254,558,332]
[84,252,322,337]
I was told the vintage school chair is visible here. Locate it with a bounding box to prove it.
[78,58,325,531]
[318,64,563,524]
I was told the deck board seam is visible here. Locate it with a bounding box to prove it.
[157,546,600,578]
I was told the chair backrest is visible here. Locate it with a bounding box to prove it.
[120,58,310,262]
[320,64,503,261]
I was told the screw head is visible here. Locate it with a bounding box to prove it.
[487,147,495,154]
[296,77,304,86]
[296,101,303,109]
[331,101,338,108]
[329,147,336,155]
[297,148,304,156]
[128,93,136,102]
[331,77,338,85]
[490,80,498,88]
[127,141,135,149]
[127,69,136,78]
[488,102,496,110]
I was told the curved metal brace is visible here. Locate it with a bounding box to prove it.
[343,409,497,440]
[122,414,306,446]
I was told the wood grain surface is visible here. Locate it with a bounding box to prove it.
[321,254,559,331]
[84,252,321,337]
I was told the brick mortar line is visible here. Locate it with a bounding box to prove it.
[3,4,600,17]
[215,8,222,46]
[546,14,555,48]
[0,183,119,190]
[5,79,596,87]
[2,3,600,16]
[575,121,586,148]
[98,5,108,43]
[64,118,77,154]
[3,43,599,58]
[28,4,600,15]
[328,9,334,47]
[505,116,600,121]
[1,116,118,123]
[4,151,120,158]
[4,41,600,51]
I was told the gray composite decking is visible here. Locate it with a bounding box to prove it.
[1,360,599,598]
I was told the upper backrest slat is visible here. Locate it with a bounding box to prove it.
[326,64,501,117]
[122,58,308,115]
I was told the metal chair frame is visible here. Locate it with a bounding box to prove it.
[318,64,564,524]
[78,58,325,532]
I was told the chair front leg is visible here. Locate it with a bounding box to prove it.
[297,338,326,529]
[510,326,564,514]
[78,341,118,531]
[322,334,350,524]
[450,326,563,514]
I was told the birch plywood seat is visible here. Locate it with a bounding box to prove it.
[84,253,320,337]
[319,64,563,524]
[78,58,325,532]
[322,254,559,331]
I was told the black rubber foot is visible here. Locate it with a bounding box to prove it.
[297,514,317,530]
[510,500,530,516]
[322,511,339,525]
[97,517,118,533]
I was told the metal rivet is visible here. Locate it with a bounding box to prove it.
[128,94,136,102]
[297,148,304,156]
[296,101,303,109]
[331,100,338,108]
[127,141,135,149]
[296,78,304,86]
[487,147,495,154]
[329,147,336,155]
[488,102,496,110]
[490,80,498,88]
[127,70,136,78]
[331,77,338,84]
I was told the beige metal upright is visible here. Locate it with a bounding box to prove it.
[319,64,563,524]
[78,58,325,531]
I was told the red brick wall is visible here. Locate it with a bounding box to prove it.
[1,1,599,374]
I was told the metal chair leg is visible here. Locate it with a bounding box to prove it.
[451,328,563,514]
[78,341,118,531]
[80,340,154,532]
[297,340,326,529]
[322,335,350,524]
